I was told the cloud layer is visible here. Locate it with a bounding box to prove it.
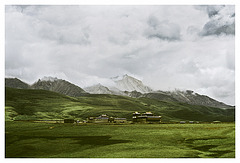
[5,5,235,105]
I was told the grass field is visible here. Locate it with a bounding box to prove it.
[5,121,235,158]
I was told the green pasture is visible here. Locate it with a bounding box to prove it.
[5,122,235,158]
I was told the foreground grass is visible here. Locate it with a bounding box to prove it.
[5,122,235,158]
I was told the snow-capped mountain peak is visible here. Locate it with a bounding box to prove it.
[113,74,152,93]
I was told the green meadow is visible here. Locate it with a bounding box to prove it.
[5,87,235,158]
[5,122,235,158]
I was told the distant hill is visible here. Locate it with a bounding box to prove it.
[5,78,30,89]
[5,87,235,122]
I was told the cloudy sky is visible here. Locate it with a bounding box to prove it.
[5,5,235,105]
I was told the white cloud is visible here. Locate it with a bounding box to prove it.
[5,5,235,105]
[145,16,181,41]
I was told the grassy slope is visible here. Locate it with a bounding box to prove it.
[5,122,235,158]
[5,87,235,122]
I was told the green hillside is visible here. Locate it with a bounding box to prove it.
[5,87,235,122]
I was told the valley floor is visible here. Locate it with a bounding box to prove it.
[5,122,235,158]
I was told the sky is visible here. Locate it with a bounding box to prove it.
[5,5,235,105]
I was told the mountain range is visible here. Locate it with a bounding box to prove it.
[5,77,88,97]
[5,75,234,109]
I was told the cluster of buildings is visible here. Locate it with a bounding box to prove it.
[86,112,161,124]
[87,114,127,123]
[132,112,161,123]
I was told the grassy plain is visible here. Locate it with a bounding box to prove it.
[5,121,235,158]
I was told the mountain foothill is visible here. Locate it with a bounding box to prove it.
[5,75,235,122]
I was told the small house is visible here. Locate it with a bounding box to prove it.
[87,114,109,123]
[133,116,147,123]
[146,116,161,123]
[87,117,95,123]
[132,112,161,123]
[95,116,109,123]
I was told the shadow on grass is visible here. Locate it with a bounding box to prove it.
[6,134,131,146]
[185,137,234,158]
[6,134,132,158]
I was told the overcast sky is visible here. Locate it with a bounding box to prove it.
[5,5,235,105]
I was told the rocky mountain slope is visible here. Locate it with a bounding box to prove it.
[84,84,115,95]
[30,77,88,97]
[5,77,88,97]
[126,90,234,109]
[5,78,30,89]
[165,90,232,109]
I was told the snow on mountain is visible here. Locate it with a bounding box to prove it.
[114,74,153,93]
[84,83,126,95]
[84,74,152,94]
[84,84,113,94]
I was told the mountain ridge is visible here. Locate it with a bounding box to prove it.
[5,77,88,97]
[5,76,234,109]
[31,78,88,97]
